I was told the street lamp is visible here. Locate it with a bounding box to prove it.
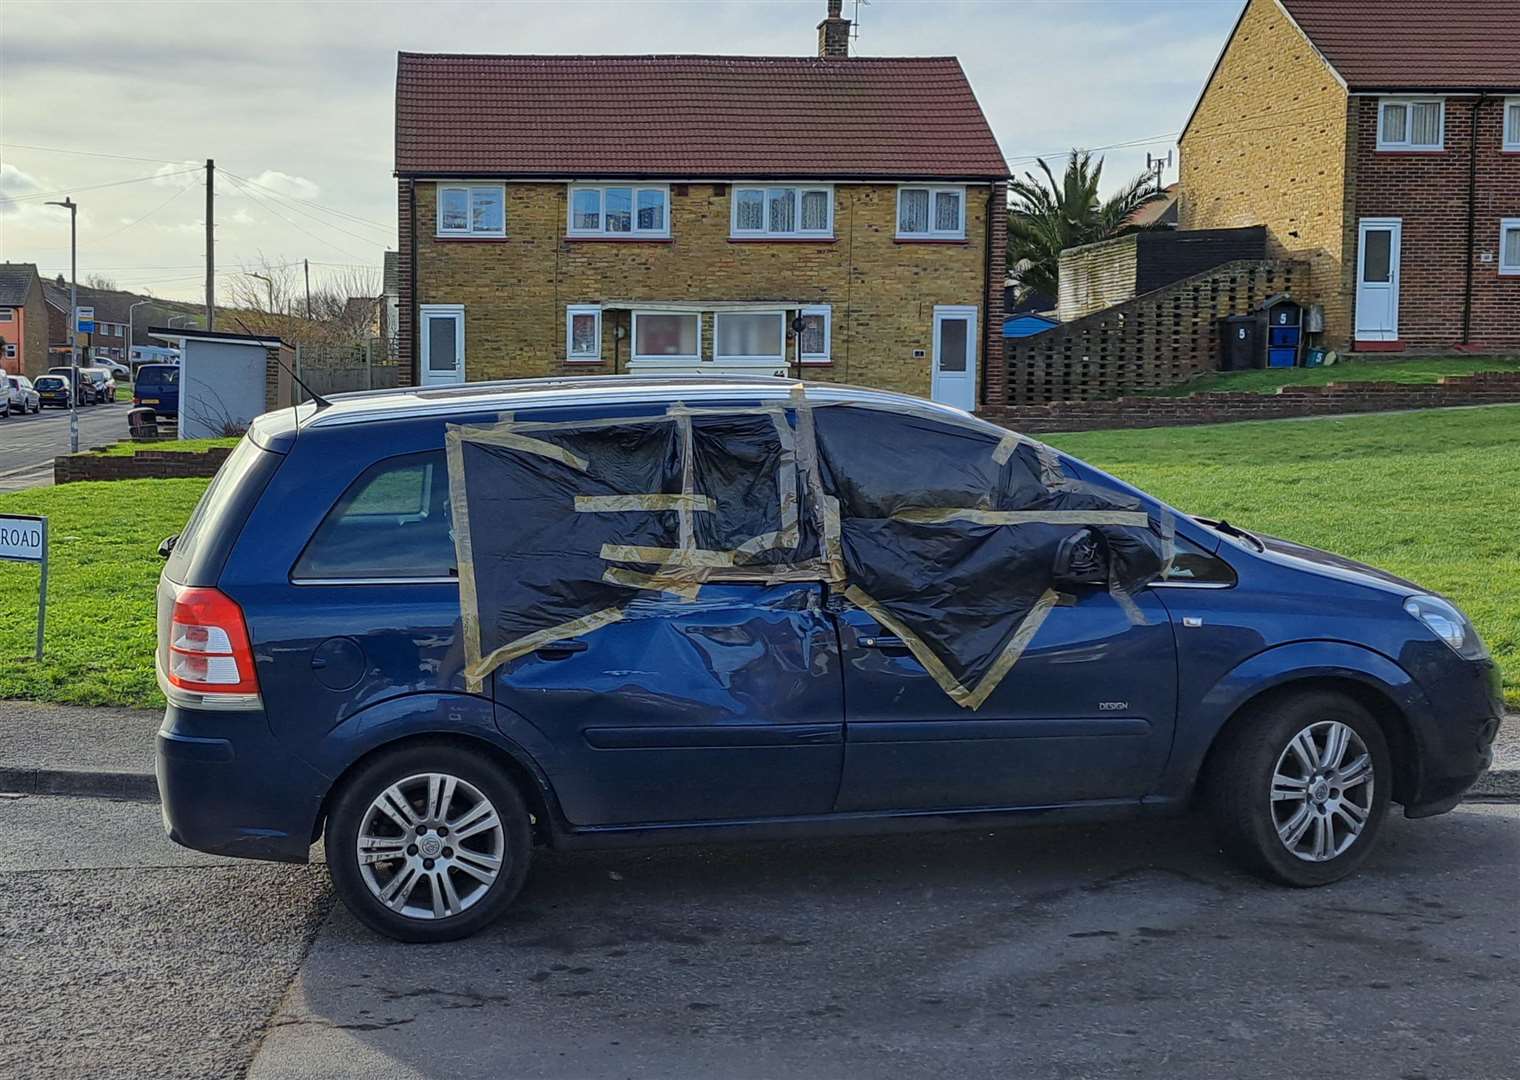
[127,298,152,374]
[245,271,275,313]
[43,197,79,453]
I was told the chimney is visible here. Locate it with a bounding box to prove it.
[817,0,850,59]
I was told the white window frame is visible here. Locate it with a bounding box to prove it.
[896,185,967,240]
[1505,98,1520,152]
[729,184,834,239]
[565,304,602,362]
[1500,219,1520,277]
[799,304,832,364]
[631,310,702,362]
[1376,98,1445,152]
[436,184,506,238]
[714,311,787,363]
[566,184,671,238]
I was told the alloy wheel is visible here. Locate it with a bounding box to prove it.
[355,772,506,920]
[1270,720,1374,862]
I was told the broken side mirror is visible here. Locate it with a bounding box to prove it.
[1053,528,1108,589]
[157,534,178,560]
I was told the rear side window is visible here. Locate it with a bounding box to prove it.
[166,436,282,585]
[293,451,455,580]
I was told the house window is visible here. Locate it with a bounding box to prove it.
[715,312,785,362]
[437,185,506,237]
[1377,99,1444,151]
[567,185,670,238]
[1500,220,1520,276]
[1505,99,1520,152]
[0,310,13,322]
[897,186,966,239]
[3,343,15,359]
[730,185,833,238]
[632,312,700,360]
[566,305,602,361]
[799,305,832,364]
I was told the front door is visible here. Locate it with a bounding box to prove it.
[930,305,977,411]
[1355,219,1401,343]
[419,304,465,386]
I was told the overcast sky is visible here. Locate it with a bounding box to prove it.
[0,0,1240,304]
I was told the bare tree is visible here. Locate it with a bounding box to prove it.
[226,254,380,344]
[85,273,119,290]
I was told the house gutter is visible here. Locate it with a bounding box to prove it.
[1461,94,1485,347]
[980,184,994,409]
[408,180,418,382]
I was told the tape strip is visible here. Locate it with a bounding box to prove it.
[453,426,590,472]
[959,589,1060,710]
[601,544,737,568]
[465,606,627,687]
[444,428,487,692]
[992,432,1023,466]
[602,566,702,601]
[576,494,714,513]
[890,509,1153,528]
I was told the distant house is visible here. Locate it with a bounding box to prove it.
[0,263,49,378]
[1125,183,1178,230]
[1179,0,1520,353]
[392,1,1012,411]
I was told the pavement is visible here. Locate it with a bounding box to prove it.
[2,791,1517,1080]
[0,400,132,492]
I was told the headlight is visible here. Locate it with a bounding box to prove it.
[1403,594,1489,661]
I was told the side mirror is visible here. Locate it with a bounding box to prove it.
[157,534,178,560]
[1053,528,1108,589]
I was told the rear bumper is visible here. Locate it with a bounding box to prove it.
[156,704,328,864]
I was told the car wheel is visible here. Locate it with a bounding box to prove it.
[325,743,534,943]
[1205,689,1391,887]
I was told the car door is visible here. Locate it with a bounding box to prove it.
[816,408,1177,812]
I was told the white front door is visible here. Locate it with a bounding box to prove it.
[419,305,465,386]
[930,305,977,411]
[1355,219,1401,342]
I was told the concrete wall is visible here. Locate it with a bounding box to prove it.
[1057,235,1138,321]
[1178,0,1353,346]
[402,180,1000,405]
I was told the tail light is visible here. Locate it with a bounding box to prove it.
[164,587,260,701]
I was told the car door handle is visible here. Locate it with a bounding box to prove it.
[860,635,911,653]
[535,639,588,659]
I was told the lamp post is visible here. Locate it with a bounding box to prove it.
[43,198,79,452]
[246,271,275,313]
[128,298,152,378]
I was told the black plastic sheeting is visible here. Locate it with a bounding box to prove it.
[446,398,1170,707]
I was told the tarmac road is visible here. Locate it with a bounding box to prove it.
[5,792,1515,1080]
[0,400,132,491]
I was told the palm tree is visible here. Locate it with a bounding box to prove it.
[1006,150,1165,305]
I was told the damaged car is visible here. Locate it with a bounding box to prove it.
[153,375,1503,941]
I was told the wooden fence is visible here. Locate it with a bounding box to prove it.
[293,340,401,401]
[1003,259,1308,405]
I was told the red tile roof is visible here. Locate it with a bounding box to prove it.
[395,54,1009,179]
[1280,0,1520,90]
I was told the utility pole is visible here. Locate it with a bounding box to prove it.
[304,258,312,318]
[205,158,215,330]
[44,197,80,453]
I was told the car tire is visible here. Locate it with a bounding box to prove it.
[1205,689,1391,887]
[325,743,534,943]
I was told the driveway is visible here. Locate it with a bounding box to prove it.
[8,791,1515,1079]
[0,401,131,492]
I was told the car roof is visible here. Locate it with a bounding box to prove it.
[294,374,984,432]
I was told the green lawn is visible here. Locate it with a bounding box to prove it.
[1049,406,1520,706]
[1,406,1515,710]
[94,437,239,457]
[1142,355,1520,397]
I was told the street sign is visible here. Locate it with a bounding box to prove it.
[76,305,95,333]
[0,514,49,660]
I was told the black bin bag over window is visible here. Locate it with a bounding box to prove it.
[446,395,1170,706]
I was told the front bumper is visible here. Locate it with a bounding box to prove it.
[156,703,328,864]
[1400,654,1504,818]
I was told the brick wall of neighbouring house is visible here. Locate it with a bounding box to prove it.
[1178,0,1353,347]
[1351,96,1520,352]
[406,181,996,404]
[984,181,1009,408]
[55,446,232,484]
[979,371,1520,433]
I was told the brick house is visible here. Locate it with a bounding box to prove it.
[1178,0,1520,353]
[0,263,49,378]
[392,1,1011,411]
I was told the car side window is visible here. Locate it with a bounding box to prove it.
[1163,534,1236,585]
[292,451,455,580]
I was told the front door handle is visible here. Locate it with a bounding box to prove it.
[535,639,588,659]
[860,635,911,653]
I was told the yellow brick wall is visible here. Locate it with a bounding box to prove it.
[1177,0,1354,345]
[413,182,992,401]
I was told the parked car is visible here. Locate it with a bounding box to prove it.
[155,375,1502,943]
[82,367,117,404]
[92,356,131,379]
[133,363,179,417]
[48,366,95,405]
[33,375,72,408]
[3,374,40,416]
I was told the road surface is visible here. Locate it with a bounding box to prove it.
[0,401,131,491]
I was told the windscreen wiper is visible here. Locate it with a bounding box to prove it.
[1206,517,1265,552]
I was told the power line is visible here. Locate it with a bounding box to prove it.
[220,169,394,233]
[6,167,201,203]
[221,168,393,246]
[220,172,374,262]
[0,141,187,165]
[93,184,191,243]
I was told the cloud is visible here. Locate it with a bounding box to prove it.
[153,161,203,190]
[245,170,320,201]
[229,207,258,226]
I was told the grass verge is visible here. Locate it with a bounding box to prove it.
[94,437,240,457]
[1140,355,1520,398]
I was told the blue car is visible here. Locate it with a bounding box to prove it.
[155,375,1502,942]
[133,363,179,417]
